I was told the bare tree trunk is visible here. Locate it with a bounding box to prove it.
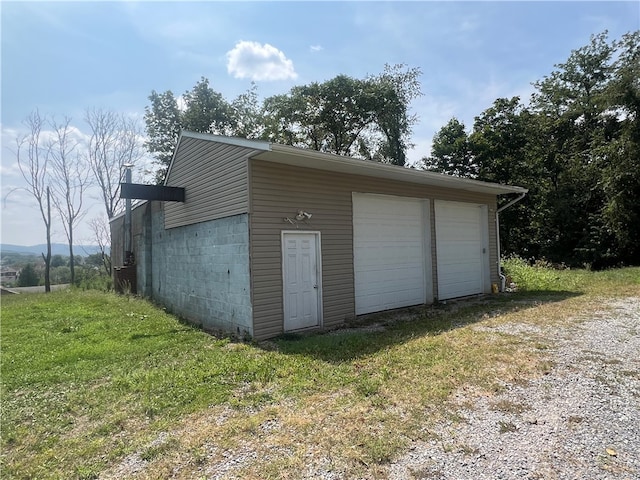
[88,216,113,276]
[15,110,54,293]
[43,187,52,292]
[85,109,143,271]
[68,227,75,285]
[49,116,87,287]
[85,108,143,219]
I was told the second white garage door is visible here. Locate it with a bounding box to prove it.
[353,193,431,315]
[434,200,490,300]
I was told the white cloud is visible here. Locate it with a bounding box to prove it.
[458,16,479,33]
[226,41,297,81]
[310,45,323,52]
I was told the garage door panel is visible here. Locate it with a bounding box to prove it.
[353,194,428,315]
[356,248,423,266]
[437,242,479,257]
[357,286,426,313]
[357,265,424,281]
[438,260,482,276]
[435,200,487,300]
[438,279,482,299]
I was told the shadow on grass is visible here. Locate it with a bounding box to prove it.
[268,290,582,363]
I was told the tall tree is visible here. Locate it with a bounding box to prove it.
[369,64,422,165]
[424,31,639,267]
[49,117,90,284]
[263,64,422,165]
[421,118,475,177]
[262,76,377,156]
[530,31,616,266]
[86,108,143,219]
[181,77,235,135]
[231,82,263,138]
[144,79,255,182]
[598,30,640,264]
[15,111,53,292]
[17,263,40,287]
[469,97,537,257]
[471,97,530,183]
[144,90,181,183]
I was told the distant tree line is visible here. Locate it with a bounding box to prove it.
[3,253,113,289]
[421,31,639,269]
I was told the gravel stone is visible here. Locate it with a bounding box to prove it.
[388,297,640,480]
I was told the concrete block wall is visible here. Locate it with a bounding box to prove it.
[150,209,253,337]
[134,202,154,297]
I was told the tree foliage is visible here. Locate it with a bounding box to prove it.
[141,33,637,268]
[145,78,240,182]
[423,30,639,268]
[144,65,422,181]
[144,90,181,181]
[51,255,67,268]
[422,118,475,177]
[17,263,40,287]
[262,75,378,157]
[262,64,421,165]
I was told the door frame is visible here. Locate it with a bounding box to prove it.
[281,230,323,331]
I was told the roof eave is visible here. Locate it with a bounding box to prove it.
[169,132,527,196]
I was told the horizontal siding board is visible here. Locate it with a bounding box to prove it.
[164,138,252,229]
[252,293,284,303]
[249,159,500,340]
[181,170,247,194]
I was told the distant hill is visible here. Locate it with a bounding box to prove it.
[0,244,109,256]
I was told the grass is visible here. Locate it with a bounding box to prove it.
[1,266,639,479]
[502,256,640,295]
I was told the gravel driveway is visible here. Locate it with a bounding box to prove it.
[388,297,640,480]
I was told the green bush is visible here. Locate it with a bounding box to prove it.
[74,267,112,291]
[17,263,40,287]
[501,255,565,292]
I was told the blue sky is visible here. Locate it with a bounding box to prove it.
[1,1,639,247]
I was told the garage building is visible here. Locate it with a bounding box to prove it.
[111,132,527,340]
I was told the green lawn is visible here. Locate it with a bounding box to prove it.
[1,267,638,479]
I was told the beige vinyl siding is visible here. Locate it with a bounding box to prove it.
[164,136,252,229]
[249,159,499,340]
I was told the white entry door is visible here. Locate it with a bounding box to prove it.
[282,232,322,331]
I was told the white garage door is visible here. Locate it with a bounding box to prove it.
[434,200,489,300]
[353,193,430,315]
